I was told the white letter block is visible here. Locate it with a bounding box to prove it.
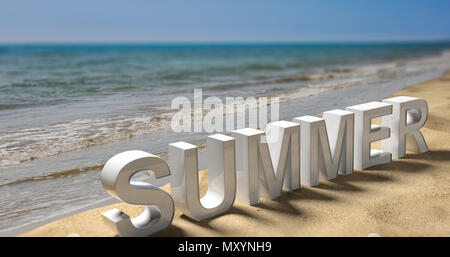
[381,96,428,158]
[101,150,174,237]
[293,116,323,186]
[260,120,300,198]
[232,128,265,205]
[293,112,353,186]
[346,101,393,170]
[323,109,354,176]
[169,134,236,221]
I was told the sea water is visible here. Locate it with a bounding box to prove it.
[1,42,450,235]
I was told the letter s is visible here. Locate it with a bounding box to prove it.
[100,150,174,237]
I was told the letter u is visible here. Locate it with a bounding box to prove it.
[168,134,236,221]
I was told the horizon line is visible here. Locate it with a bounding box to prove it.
[1,38,450,45]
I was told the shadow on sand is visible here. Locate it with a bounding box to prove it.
[402,150,450,162]
[153,151,435,236]
[173,204,269,233]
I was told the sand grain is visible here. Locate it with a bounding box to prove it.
[22,72,450,237]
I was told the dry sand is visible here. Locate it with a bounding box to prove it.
[22,72,450,237]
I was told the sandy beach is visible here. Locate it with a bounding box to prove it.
[21,71,450,237]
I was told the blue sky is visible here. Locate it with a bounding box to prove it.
[1,0,449,42]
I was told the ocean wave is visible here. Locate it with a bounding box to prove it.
[1,48,450,168]
[0,103,34,111]
[208,74,323,91]
[278,51,450,102]
[0,164,104,188]
[242,63,284,71]
[0,112,173,167]
[10,79,70,88]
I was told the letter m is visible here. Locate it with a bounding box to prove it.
[293,109,354,186]
[231,120,300,205]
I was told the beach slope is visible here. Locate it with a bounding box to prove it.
[21,72,450,237]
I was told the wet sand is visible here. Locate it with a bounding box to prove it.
[21,71,450,237]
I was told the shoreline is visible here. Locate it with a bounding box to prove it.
[2,67,446,236]
[19,70,450,237]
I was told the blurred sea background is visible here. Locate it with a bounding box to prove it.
[1,42,450,235]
